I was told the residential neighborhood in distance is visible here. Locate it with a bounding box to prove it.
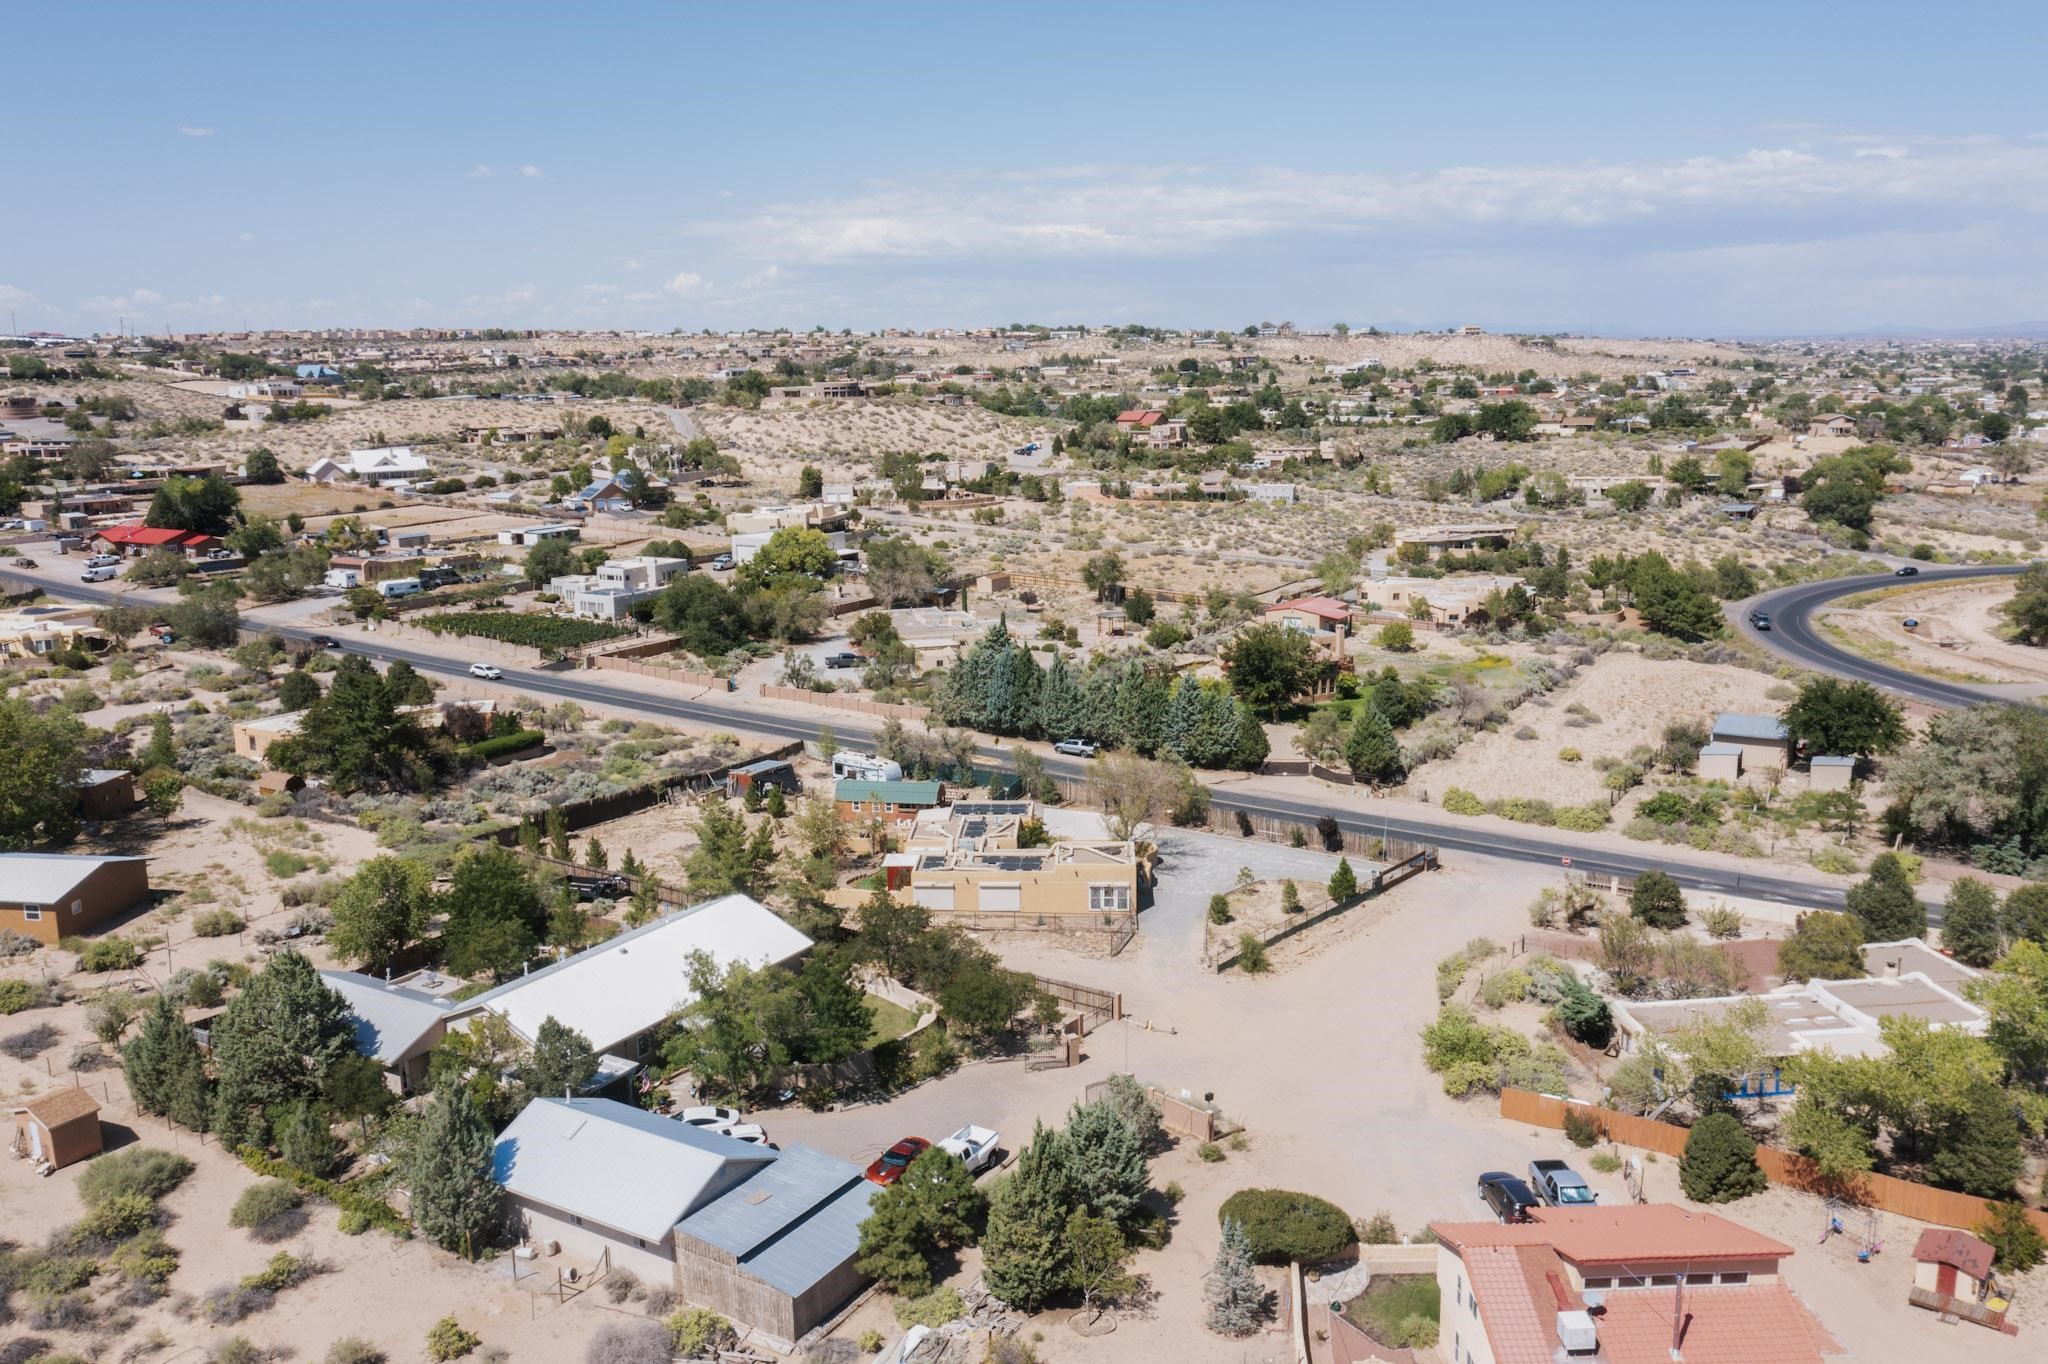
[4,6,2048,1364]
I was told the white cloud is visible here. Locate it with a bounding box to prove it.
[80,288,165,315]
[685,139,2048,265]
[238,232,256,243]
[465,164,495,179]
[518,165,545,179]
[664,271,706,294]
[177,126,214,138]
[622,258,645,272]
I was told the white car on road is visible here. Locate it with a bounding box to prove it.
[468,663,503,680]
[1053,738,1098,758]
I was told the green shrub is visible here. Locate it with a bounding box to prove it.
[426,1316,480,1361]
[229,1180,305,1241]
[1556,978,1614,1048]
[0,977,44,1014]
[1478,969,1530,1010]
[1563,1108,1603,1149]
[241,1251,313,1293]
[1679,1113,1768,1203]
[1557,747,1581,762]
[465,729,546,762]
[78,1148,194,1205]
[109,1227,179,1284]
[1809,846,1860,875]
[193,908,247,938]
[71,1192,158,1246]
[209,1335,266,1364]
[1197,1142,1224,1162]
[1980,1201,2047,1273]
[1589,1153,1622,1174]
[263,851,309,878]
[325,1341,385,1364]
[665,1306,735,1357]
[233,1147,410,1238]
[893,1286,965,1328]
[857,1329,884,1354]
[1236,934,1269,974]
[1441,788,1485,816]
[417,612,625,651]
[1553,806,1608,832]
[1217,1188,1355,1264]
[1208,893,1232,924]
[77,937,142,971]
[1701,906,1744,939]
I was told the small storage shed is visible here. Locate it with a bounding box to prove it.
[1809,755,1856,792]
[77,768,137,820]
[1697,742,1743,783]
[726,759,799,798]
[12,1087,104,1171]
[1711,711,1790,770]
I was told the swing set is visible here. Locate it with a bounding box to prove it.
[1819,1197,1884,1263]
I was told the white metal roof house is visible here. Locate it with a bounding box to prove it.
[447,893,811,1063]
[492,1097,880,1347]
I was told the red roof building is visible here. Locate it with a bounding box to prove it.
[1430,1205,1842,1364]
[1114,409,1163,428]
[91,525,221,556]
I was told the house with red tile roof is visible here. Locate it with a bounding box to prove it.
[1114,408,1163,429]
[90,524,222,558]
[1264,595,1355,635]
[1429,1204,1843,1364]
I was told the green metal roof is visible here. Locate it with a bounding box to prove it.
[834,779,942,805]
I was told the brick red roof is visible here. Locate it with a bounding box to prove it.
[1435,1204,1793,1265]
[1912,1228,1994,1280]
[94,524,215,548]
[1266,595,1353,622]
[1115,409,1162,427]
[22,1086,100,1127]
[1594,1283,1838,1364]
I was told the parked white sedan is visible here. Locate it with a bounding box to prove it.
[677,1105,741,1129]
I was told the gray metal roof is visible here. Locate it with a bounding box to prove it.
[1699,743,1743,757]
[492,1097,774,1244]
[320,970,457,1065]
[1712,711,1788,742]
[674,1142,865,1257]
[673,1144,881,1298]
[0,853,148,905]
[1810,755,1856,767]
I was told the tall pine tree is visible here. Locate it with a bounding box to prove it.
[1205,1216,1262,1336]
[1162,675,1204,762]
[1035,653,1087,741]
[982,1122,1074,1309]
[408,1086,501,1258]
[206,950,353,1147]
[1344,703,1403,785]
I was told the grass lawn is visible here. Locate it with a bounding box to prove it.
[1344,1274,1440,1349]
[864,994,923,1047]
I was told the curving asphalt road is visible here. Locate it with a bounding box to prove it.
[1737,563,2041,709]
[4,569,1873,912]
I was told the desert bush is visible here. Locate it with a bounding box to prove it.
[584,1320,672,1364]
[77,938,142,971]
[240,1251,314,1293]
[1553,806,1608,832]
[426,1317,480,1361]
[24,1289,96,1331]
[0,928,39,957]
[603,1268,641,1304]
[210,1336,271,1364]
[199,1282,275,1324]
[1441,788,1485,815]
[1563,1108,1602,1148]
[80,1148,194,1204]
[193,909,247,937]
[1589,1152,1623,1174]
[665,1307,735,1358]
[894,1286,966,1328]
[0,979,42,1014]
[1355,1210,1400,1244]
[1478,969,1530,1010]
[641,1288,676,1317]
[70,1192,159,1249]
[1809,846,1860,875]
[1701,906,1744,939]
[230,1181,306,1242]
[109,1228,180,1285]
[1557,746,1582,762]
[1217,1188,1355,1264]
[1197,1142,1224,1162]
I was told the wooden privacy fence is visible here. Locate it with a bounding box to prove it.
[758,684,928,721]
[1498,1089,2048,1240]
[1031,974,1122,1034]
[1085,1074,1236,1144]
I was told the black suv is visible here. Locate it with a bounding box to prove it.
[1477,1171,1541,1223]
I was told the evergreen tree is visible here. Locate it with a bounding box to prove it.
[984,631,1042,737]
[1112,662,1167,755]
[268,654,431,793]
[521,1016,597,1099]
[139,711,178,769]
[1630,870,1686,928]
[1679,1113,1767,1203]
[383,658,436,706]
[1035,654,1087,740]
[1162,675,1204,763]
[328,855,433,974]
[408,1086,501,1259]
[1928,1082,2026,1198]
[1942,877,2004,967]
[1062,1098,1149,1228]
[1078,664,1121,746]
[122,993,184,1116]
[1229,701,1270,771]
[794,948,875,1065]
[441,846,545,980]
[1844,852,1926,941]
[1329,857,1359,903]
[277,669,320,712]
[1205,1216,1262,1336]
[856,1147,987,1297]
[856,1180,939,1296]
[546,804,570,860]
[1343,703,1403,785]
[206,950,353,1146]
[274,1099,340,1178]
[981,1122,1074,1309]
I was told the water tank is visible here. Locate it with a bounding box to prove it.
[1556,1308,1599,1354]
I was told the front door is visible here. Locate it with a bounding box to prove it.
[1935,1263,1957,1297]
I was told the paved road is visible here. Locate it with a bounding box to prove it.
[1738,564,2040,709]
[6,568,1872,912]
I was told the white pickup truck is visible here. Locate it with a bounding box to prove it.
[936,1124,1001,1174]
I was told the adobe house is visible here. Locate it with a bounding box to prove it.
[11,1087,105,1171]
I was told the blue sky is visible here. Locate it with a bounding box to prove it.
[7,1,2046,337]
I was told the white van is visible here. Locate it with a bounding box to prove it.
[81,565,118,582]
[831,751,904,783]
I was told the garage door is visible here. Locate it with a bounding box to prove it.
[980,884,1022,913]
[912,884,954,912]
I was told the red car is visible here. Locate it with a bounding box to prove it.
[865,1137,930,1185]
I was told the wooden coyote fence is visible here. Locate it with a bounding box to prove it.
[1499,1089,2048,1240]
[1031,974,1123,1034]
[1210,847,1439,972]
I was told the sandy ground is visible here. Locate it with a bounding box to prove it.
[1819,578,2048,686]
[1407,652,1788,805]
